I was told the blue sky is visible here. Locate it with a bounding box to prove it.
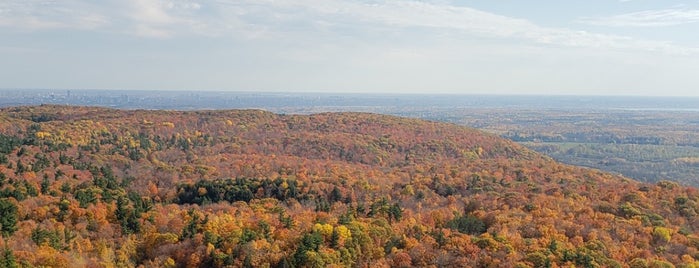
[1,0,699,96]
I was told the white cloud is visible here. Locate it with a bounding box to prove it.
[578,9,699,27]
[0,0,204,38]
[0,0,696,54]
[226,0,696,54]
[129,0,176,25]
[117,0,208,38]
[0,0,109,31]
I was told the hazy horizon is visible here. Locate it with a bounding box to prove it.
[2,1,699,96]
[5,88,699,98]
[3,89,699,113]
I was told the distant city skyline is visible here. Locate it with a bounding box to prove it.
[1,1,699,96]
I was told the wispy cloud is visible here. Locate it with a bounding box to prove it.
[226,0,696,54]
[126,0,209,38]
[0,0,204,38]
[0,0,109,31]
[578,9,699,27]
[0,0,696,53]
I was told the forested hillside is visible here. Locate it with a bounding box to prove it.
[0,105,698,267]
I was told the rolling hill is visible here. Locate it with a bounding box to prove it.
[0,105,698,267]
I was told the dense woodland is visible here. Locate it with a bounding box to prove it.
[0,105,699,267]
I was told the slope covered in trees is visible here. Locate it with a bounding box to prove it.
[0,105,698,267]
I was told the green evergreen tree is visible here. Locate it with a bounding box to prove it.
[0,199,17,238]
[0,248,18,268]
[40,174,50,195]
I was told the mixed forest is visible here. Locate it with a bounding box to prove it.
[1,105,699,267]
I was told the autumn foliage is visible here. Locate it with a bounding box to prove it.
[0,105,698,267]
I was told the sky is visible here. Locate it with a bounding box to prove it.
[1,0,699,96]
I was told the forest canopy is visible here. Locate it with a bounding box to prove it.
[0,105,698,267]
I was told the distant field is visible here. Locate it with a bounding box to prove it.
[422,109,699,186]
[523,142,699,185]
